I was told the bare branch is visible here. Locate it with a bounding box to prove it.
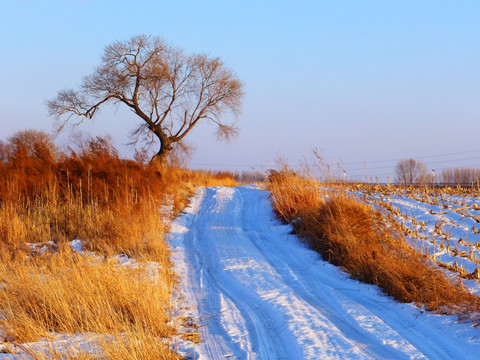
[47,34,244,166]
[216,123,240,142]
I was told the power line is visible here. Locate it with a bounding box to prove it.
[188,148,480,173]
[345,163,480,180]
[344,155,480,172]
[340,148,480,166]
[190,162,272,168]
[425,156,480,166]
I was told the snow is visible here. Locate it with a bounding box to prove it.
[0,333,102,359]
[170,185,480,359]
[27,241,56,255]
[365,189,480,294]
[69,239,83,252]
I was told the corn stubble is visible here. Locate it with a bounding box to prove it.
[267,167,480,318]
[0,133,239,359]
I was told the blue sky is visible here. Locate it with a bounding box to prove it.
[1,1,479,180]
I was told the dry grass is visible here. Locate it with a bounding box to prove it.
[0,130,240,358]
[267,167,480,315]
[13,331,181,360]
[0,187,171,261]
[0,249,174,340]
[267,166,323,222]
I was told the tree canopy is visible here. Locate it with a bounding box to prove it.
[48,34,244,166]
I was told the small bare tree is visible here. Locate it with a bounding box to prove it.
[7,130,56,163]
[395,158,428,186]
[48,35,244,167]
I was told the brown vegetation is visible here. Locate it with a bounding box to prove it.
[0,129,238,358]
[0,250,174,341]
[267,167,480,316]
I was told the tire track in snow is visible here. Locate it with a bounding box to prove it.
[169,186,480,359]
[180,187,288,359]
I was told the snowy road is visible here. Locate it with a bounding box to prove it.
[169,186,480,359]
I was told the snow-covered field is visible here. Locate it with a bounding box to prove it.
[364,188,480,295]
[170,185,480,359]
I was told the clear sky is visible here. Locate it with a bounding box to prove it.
[1,1,479,180]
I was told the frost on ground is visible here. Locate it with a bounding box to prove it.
[170,185,480,360]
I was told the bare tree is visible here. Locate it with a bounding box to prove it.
[395,158,428,186]
[48,35,244,167]
[7,130,57,163]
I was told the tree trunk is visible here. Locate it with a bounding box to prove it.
[150,131,172,168]
[151,147,170,167]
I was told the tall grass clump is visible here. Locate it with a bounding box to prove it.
[0,249,173,341]
[267,164,322,222]
[267,165,480,315]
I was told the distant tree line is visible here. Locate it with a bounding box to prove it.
[440,167,480,185]
[394,158,480,186]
